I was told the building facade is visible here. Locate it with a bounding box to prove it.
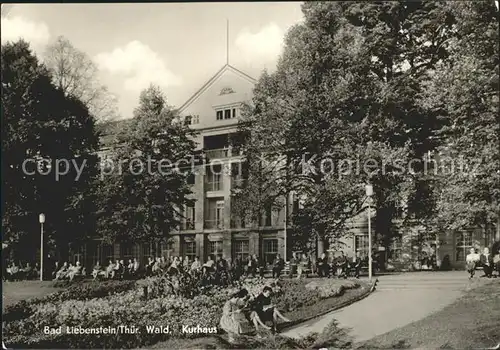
[71,63,498,271]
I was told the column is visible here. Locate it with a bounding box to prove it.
[194,167,205,231]
[223,162,232,230]
[249,231,260,257]
[196,233,205,261]
[172,235,181,257]
[223,234,232,259]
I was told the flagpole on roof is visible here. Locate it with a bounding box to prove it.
[226,19,230,65]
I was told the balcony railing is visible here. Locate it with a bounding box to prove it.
[206,181,222,192]
[204,147,243,159]
[205,148,230,159]
[204,219,224,230]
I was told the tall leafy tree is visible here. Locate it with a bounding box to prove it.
[419,1,499,241]
[43,36,120,122]
[2,40,100,261]
[96,85,196,243]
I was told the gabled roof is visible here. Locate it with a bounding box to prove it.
[179,64,256,113]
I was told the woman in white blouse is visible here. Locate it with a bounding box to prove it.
[465,247,480,279]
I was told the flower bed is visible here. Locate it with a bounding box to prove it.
[3,280,137,323]
[3,278,363,349]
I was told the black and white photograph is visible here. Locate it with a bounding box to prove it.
[1,1,499,349]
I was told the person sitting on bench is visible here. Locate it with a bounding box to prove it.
[55,262,69,280]
[104,260,114,279]
[92,261,104,279]
[480,247,494,278]
[494,246,500,276]
[272,254,284,278]
[317,252,328,277]
[68,261,83,281]
[335,251,348,279]
[351,252,362,278]
[466,247,480,278]
[111,259,122,279]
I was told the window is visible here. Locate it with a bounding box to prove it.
[205,199,224,229]
[233,240,249,261]
[103,244,114,264]
[456,231,473,262]
[121,243,135,262]
[89,242,99,266]
[263,239,278,266]
[72,245,85,265]
[224,109,231,119]
[232,108,237,118]
[159,241,172,258]
[184,203,195,230]
[182,236,196,260]
[261,203,272,226]
[216,110,223,120]
[207,240,223,259]
[207,164,222,191]
[142,243,153,263]
[187,173,195,185]
[185,115,192,125]
[355,235,369,256]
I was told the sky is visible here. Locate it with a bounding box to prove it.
[1,2,304,119]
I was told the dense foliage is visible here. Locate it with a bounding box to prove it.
[234,1,499,257]
[1,40,100,261]
[95,85,196,243]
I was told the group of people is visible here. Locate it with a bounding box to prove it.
[465,246,500,278]
[53,261,86,281]
[219,286,291,342]
[39,250,368,284]
[4,262,39,281]
[291,251,365,279]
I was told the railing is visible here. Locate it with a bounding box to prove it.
[205,148,230,159]
[204,147,244,159]
[206,181,222,191]
[204,219,224,230]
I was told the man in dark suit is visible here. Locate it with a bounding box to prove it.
[316,252,328,277]
[272,254,284,278]
[352,252,362,278]
[480,247,494,278]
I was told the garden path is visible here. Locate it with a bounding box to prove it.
[281,271,478,343]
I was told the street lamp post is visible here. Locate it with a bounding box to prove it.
[284,196,287,262]
[39,213,45,281]
[365,184,373,282]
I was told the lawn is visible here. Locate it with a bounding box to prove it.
[357,278,500,349]
[2,280,62,309]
